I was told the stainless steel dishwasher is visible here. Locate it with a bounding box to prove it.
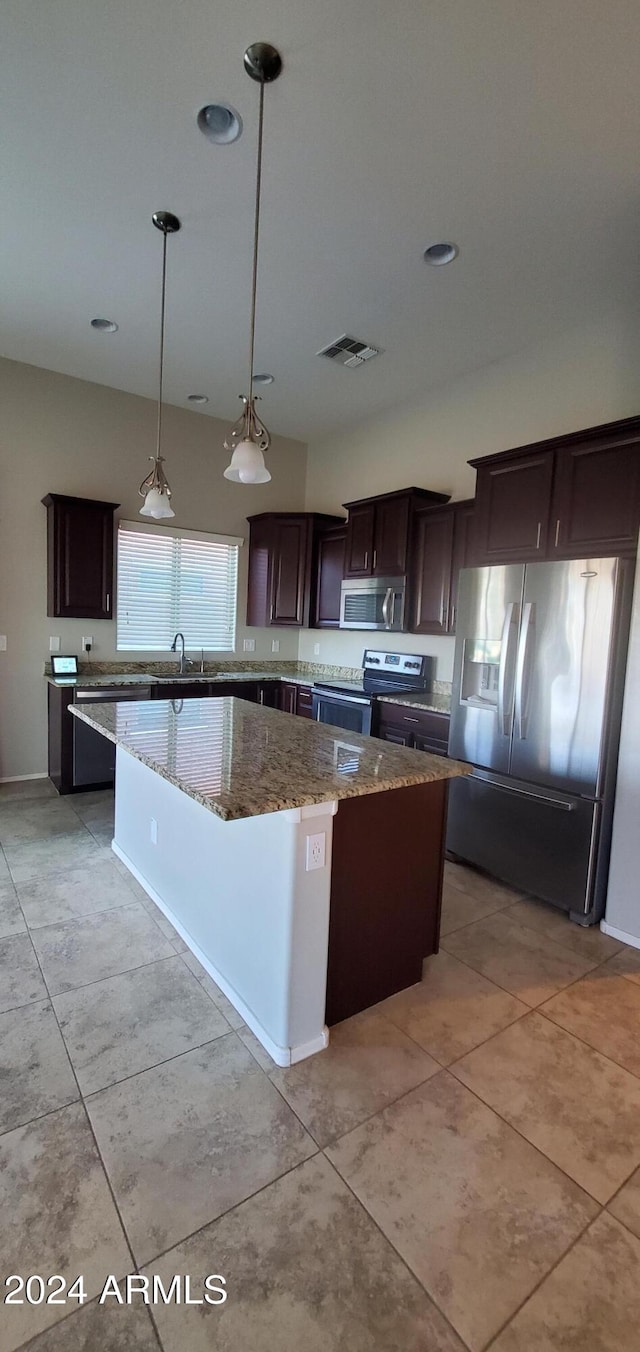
[72,685,152,788]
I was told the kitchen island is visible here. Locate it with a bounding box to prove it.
[70,696,469,1064]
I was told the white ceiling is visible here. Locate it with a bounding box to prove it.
[2,0,640,443]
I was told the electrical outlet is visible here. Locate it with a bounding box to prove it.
[271,639,280,653]
[49,636,61,652]
[243,638,256,652]
[305,832,326,871]
[0,636,6,652]
[82,636,93,650]
[313,643,320,656]
[150,818,158,845]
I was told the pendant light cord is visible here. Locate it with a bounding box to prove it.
[156,225,168,460]
[247,77,265,401]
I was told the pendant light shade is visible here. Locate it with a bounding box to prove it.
[223,43,282,485]
[139,210,181,519]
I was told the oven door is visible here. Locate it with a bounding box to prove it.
[312,690,373,735]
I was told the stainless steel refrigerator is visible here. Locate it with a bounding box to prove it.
[446,557,634,924]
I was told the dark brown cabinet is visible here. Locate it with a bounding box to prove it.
[376,703,450,756]
[246,512,345,628]
[470,416,640,565]
[472,453,554,563]
[410,500,474,635]
[277,681,313,717]
[151,680,260,702]
[549,439,640,557]
[42,494,119,619]
[342,488,449,580]
[312,525,346,628]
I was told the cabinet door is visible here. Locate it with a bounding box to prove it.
[449,501,475,633]
[271,518,310,626]
[246,517,274,627]
[414,731,449,757]
[474,453,554,563]
[410,509,455,635]
[373,495,410,575]
[344,504,375,577]
[378,725,413,747]
[550,442,640,557]
[279,682,298,715]
[259,681,280,708]
[313,527,346,627]
[45,496,116,619]
[296,685,313,719]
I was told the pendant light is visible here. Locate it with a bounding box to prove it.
[139,210,181,518]
[223,43,282,485]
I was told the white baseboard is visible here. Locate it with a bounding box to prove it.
[112,840,329,1067]
[0,772,48,783]
[600,919,640,951]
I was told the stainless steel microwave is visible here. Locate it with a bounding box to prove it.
[339,576,406,631]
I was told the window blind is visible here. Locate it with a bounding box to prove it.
[116,523,240,652]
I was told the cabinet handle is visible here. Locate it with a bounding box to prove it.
[535,522,541,550]
[450,604,456,631]
[404,716,420,723]
[270,602,274,623]
[106,593,110,612]
[554,518,561,547]
[364,551,369,571]
[373,548,377,570]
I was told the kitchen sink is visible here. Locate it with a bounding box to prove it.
[155,673,211,681]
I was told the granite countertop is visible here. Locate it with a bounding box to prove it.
[70,697,470,822]
[377,691,452,715]
[46,669,316,689]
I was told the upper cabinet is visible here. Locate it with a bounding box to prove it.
[42,494,119,619]
[471,417,640,565]
[246,512,345,628]
[342,487,449,580]
[313,524,346,629]
[410,499,474,635]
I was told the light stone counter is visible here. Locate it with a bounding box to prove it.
[377,690,452,715]
[70,696,469,822]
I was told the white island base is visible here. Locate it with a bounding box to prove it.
[112,747,336,1066]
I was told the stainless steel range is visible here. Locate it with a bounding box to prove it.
[312,650,434,735]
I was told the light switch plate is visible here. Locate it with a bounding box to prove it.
[313,643,320,656]
[243,638,256,652]
[0,636,6,652]
[49,636,61,652]
[150,818,158,845]
[271,639,280,653]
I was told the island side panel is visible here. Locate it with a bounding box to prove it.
[111,746,333,1065]
[325,779,447,1025]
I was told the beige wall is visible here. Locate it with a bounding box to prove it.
[300,311,640,677]
[0,358,307,778]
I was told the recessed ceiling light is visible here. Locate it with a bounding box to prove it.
[197,103,243,145]
[423,242,459,266]
[252,373,274,386]
[90,317,118,332]
[187,393,209,404]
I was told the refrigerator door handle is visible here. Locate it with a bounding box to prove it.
[514,602,535,739]
[497,602,518,735]
[468,772,576,811]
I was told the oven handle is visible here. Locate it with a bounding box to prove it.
[313,690,371,711]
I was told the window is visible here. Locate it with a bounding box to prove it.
[116,521,241,652]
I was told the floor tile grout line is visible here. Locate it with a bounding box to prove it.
[442,896,623,966]
[80,1028,238,1103]
[7,919,141,1317]
[481,1205,606,1351]
[535,1000,640,1084]
[438,931,614,1012]
[319,1147,476,1352]
[442,916,606,977]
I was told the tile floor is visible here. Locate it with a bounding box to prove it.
[1,779,640,1350]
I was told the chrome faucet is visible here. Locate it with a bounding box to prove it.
[170,632,192,675]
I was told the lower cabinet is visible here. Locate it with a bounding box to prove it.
[152,681,260,701]
[277,682,313,717]
[376,703,450,755]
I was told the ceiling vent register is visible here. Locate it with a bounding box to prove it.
[317,334,380,368]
